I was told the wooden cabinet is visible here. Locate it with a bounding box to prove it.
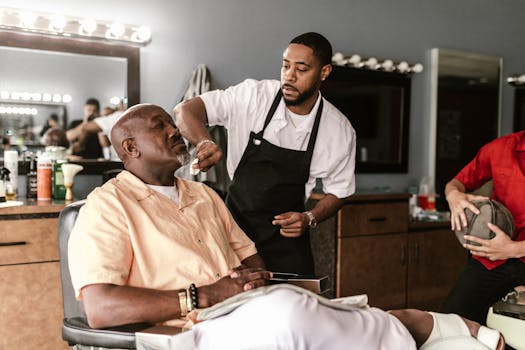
[334,193,468,311]
[407,225,468,311]
[0,202,68,350]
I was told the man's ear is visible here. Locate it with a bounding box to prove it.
[320,64,332,81]
[122,138,139,158]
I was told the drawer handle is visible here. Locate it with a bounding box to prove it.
[0,241,27,247]
[368,216,387,222]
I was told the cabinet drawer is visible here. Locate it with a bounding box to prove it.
[339,201,408,236]
[0,218,59,265]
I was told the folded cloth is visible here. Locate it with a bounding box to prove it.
[197,283,368,321]
[420,312,502,350]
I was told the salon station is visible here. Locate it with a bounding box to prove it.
[1,1,525,349]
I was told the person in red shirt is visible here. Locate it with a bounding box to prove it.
[443,130,525,324]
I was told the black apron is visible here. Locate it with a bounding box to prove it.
[226,90,323,274]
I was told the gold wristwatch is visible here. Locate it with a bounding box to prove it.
[303,211,317,228]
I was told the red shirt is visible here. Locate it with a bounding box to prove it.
[455,131,525,269]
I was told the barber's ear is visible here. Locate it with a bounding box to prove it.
[320,64,332,81]
[122,138,140,158]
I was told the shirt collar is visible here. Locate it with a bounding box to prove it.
[114,170,197,208]
[275,93,322,130]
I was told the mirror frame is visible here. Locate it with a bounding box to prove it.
[0,31,140,106]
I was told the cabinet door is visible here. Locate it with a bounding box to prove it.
[0,262,68,350]
[337,233,408,310]
[407,229,468,311]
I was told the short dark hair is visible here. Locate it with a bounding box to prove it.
[290,32,332,66]
[85,98,100,112]
[50,113,59,122]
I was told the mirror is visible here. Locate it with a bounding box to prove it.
[321,66,410,173]
[0,31,139,156]
[429,48,502,210]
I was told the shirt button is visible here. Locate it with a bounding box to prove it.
[197,239,202,244]
[216,273,220,278]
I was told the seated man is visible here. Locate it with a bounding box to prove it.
[69,104,504,350]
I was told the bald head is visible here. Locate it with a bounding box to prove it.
[111,103,160,162]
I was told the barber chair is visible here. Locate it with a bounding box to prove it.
[486,287,525,350]
[58,200,149,349]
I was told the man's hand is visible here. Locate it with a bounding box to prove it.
[194,141,222,172]
[272,212,309,238]
[463,223,518,261]
[197,266,271,308]
[446,190,488,231]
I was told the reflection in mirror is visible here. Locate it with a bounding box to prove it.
[430,49,502,210]
[321,66,410,173]
[513,88,525,132]
[0,46,126,153]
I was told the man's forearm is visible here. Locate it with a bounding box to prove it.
[82,284,183,329]
[310,193,347,224]
[174,97,212,146]
[445,178,466,198]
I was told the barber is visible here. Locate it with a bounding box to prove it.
[174,32,356,274]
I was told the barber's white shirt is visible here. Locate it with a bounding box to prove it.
[199,79,356,199]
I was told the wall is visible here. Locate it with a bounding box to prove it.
[3,0,525,194]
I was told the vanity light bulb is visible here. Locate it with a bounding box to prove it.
[332,52,345,65]
[517,75,525,84]
[42,93,52,102]
[62,94,72,103]
[381,59,394,71]
[52,94,62,103]
[79,18,97,35]
[397,61,409,73]
[108,22,125,38]
[21,92,31,101]
[31,108,38,115]
[348,54,361,66]
[365,57,378,69]
[136,25,151,42]
[19,11,37,29]
[0,91,9,100]
[11,92,21,100]
[411,63,424,73]
[49,15,67,32]
[32,93,42,101]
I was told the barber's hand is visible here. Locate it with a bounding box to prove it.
[197,266,271,308]
[446,190,488,231]
[194,141,222,172]
[272,211,308,238]
[463,223,519,261]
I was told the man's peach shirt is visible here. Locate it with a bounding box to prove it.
[68,170,257,304]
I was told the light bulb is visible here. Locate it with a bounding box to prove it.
[52,94,62,103]
[133,25,151,42]
[332,52,344,65]
[107,22,125,38]
[49,15,67,32]
[79,18,97,36]
[62,94,72,103]
[381,59,394,71]
[42,93,52,102]
[0,91,9,100]
[397,61,409,73]
[411,63,424,73]
[20,11,37,29]
[365,57,378,69]
[110,96,121,105]
[348,54,361,66]
[21,92,31,101]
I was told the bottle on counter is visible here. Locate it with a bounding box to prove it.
[3,150,18,199]
[418,176,436,211]
[52,159,67,200]
[37,152,52,201]
[26,153,38,199]
[0,167,8,202]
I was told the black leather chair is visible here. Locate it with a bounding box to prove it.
[58,200,149,349]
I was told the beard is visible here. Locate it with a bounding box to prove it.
[282,83,318,106]
[176,150,191,167]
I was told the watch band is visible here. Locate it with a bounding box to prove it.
[303,211,317,228]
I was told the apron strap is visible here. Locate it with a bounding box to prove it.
[304,98,324,165]
[262,89,283,132]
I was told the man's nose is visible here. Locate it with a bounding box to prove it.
[284,66,297,82]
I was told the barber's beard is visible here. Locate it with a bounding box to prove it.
[176,150,191,167]
[282,84,318,106]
